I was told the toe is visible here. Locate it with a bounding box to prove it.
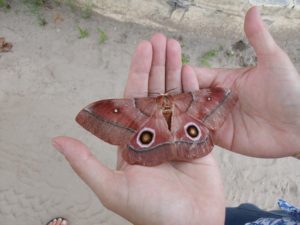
[61,219,68,225]
[56,218,63,225]
[50,218,57,225]
[55,218,67,225]
[47,218,68,225]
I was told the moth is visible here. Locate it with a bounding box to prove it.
[76,88,237,166]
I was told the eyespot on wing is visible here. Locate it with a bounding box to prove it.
[76,98,149,146]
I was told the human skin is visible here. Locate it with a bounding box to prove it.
[52,6,300,225]
[192,7,300,158]
[52,33,225,225]
[47,218,67,225]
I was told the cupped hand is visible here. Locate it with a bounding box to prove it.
[52,34,225,225]
[194,7,300,158]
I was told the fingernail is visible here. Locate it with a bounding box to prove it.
[52,139,64,154]
[62,220,67,225]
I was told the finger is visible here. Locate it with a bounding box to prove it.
[181,65,199,92]
[124,40,153,98]
[244,6,280,59]
[166,39,182,94]
[52,136,125,208]
[149,33,167,95]
[192,66,250,89]
[116,147,128,170]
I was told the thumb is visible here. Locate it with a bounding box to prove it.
[52,136,125,209]
[244,6,280,59]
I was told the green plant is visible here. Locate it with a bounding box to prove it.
[97,28,107,44]
[181,53,190,65]
[23,0,46,8]
[81,1,93,19]
[66,0,76,12]
[0,0,10,11]
[66,0,93,19]
[23,0,48,26]
[53,0,62,6]
[78,26,89,39]
[199,49,219,67]
[38,15,47,26]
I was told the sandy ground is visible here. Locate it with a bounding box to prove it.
[0,2,300,225]
[80,0,300,37]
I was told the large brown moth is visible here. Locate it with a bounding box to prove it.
[76,88,237,166]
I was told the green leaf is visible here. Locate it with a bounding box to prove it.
[97,28,107,45]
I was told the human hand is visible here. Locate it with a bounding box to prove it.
[192,6,300,158]
[52,34,225,225]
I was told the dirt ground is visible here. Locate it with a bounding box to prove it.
[0,2,300,225]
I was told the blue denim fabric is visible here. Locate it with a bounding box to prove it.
[225,203,290,225]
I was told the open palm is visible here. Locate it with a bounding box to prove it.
[192,7,300,158]
[53,34,225,225]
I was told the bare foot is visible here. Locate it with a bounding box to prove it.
[47,218,68,225]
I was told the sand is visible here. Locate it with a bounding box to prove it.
[0,2,299,225]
